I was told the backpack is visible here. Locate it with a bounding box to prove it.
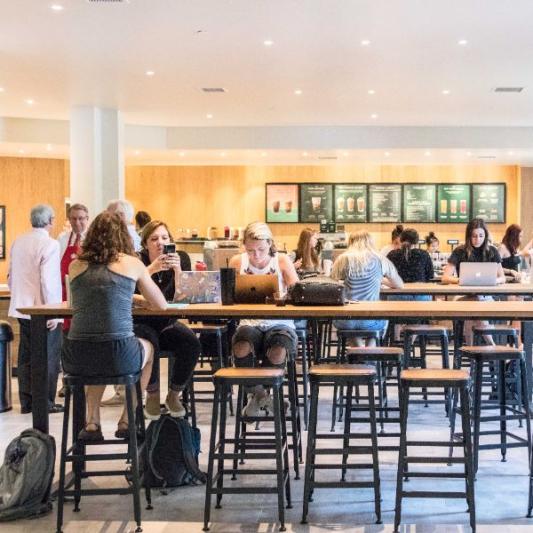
[140,416,206,491]
[0,429,56,521]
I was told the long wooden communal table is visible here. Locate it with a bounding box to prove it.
[382,281,533,297]
[18,300,533,434]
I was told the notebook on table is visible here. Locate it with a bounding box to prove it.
[173,271,221,304]
[234,274,280,304]
[458,262,498,286]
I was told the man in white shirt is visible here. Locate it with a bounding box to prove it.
[106,199,142,252]
[8,204,63,414]
[58,203,89,259]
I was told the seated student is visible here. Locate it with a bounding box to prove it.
[135,210,152,235]
[425,231,440,254]
[442,217,505,345]
[228,222,299,417]
[498,223,533,276]
[134,220,201,419]
[293,227,321,274]
[332,230,403,346]
[380,224,403,257]
[62,212,167,441]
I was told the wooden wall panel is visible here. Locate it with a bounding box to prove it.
[0,157,69,282]
[126,164,519,253]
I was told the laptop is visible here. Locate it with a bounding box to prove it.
[234,274,280,304]
[458,262,498,286]
[173,271,221,304]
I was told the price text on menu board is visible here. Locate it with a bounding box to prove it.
[437,184,471,223]
[299,183,334,223]
[334,184,367,223]
[265,183,299,223]
[403,184,437,223]
[471,184,506,223]
[368,184,402,223]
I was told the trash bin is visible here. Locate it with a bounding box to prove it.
[0,321,14,412]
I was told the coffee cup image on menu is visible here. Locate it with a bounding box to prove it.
[311,196,322,212]
[440,199,448,213]
[285,201,293,213]
[346,197,355,212]
[356,196,365,213]
[273,200,281,213]
[337,197,345,212]
[450,199,458,214]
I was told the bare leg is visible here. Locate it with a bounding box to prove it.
[85,385,106,427]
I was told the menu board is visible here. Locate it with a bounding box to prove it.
[299,183,333,223]
[265,183,299,223]
[437,184,470,223]
[403,184,437,223]
[472,184,506,223]
[368,184,402,223]
[334,184,367,223]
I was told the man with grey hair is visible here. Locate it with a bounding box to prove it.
[106,199,142,251]
[8,204,63,414]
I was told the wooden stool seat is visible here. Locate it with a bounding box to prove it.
[214,367,284,384]
[347,347,403,360]
[461,345,523,360]
[402,324,449,335]
[472,325,518,334]
[401,368,469,384]
[310,364,376,379]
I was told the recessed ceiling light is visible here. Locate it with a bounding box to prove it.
[134,150,141,156]
[18,149,25,154]
[361,39,371,46]
[342,151,349,157]
[370,113,378,119]
[367,89,375,95]
[466,151,472,156]
[424,151,431,156]
[46,144,52,151]
[458,39,468,46]
[294,89,302,95]
[263,40,274,47]
[507,151,515,156]
[220,152,226,157]
[442,89,450,95]
[261,152,267,157]
[145,70,155,77]
[50,4,64,11]
[385,152,391,157]
[25,99,34,105]
[0,87,4,93]
[302,152,309,157]
[179,151,185,157]
[206,113,213,119]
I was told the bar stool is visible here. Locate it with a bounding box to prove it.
[347,346,403,439]
[403,324,451,411]
[301,364,381,525]
[331,328,382,430]
[56,372,150,533]
[203,368,291,532]
[394,368,475,533]
[295,324,310,430]
[450,345,532,474]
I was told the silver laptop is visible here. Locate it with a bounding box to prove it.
[459,262,498,286]
[173,271,221,304]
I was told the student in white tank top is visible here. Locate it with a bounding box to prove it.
[228,222,299,418]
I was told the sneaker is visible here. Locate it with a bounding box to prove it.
[259,394,289,415]
[101,391,124,407]
[165,392,186,418]
[242,393,263,418]
[144,393,161,420]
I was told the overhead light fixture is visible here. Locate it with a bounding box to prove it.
[466,151,472,156]
[367,89,375,95]
[507,151,515,156]
[25,99,34,105]
[219,152,226,157]
[370,113,378,119]
[201,87,226,93]
[494,87,524,93]
[134,150,141,155]
[145,70,155,77]
[50,4,64,11]
[424,151,431,156]
[302,152,309,157]
[385,152,391,157]
[46,144,52,151]
[0,87,4,93]
[458,39,468,46]
[361,39,371,46]
[442,89,450,95]
[18,149,25,154]
[294,89,302,95]
[179,151,185,157]
[261,152,267,157]
[206,113,213,119]
[263,40,274,47]
[342,151,349,157]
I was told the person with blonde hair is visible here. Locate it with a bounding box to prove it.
[228,221,299,417]
[332,230,403,346]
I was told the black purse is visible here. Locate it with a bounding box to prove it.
[289,277,345,306]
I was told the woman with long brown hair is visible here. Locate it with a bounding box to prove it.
[293,227,321,273]
[499,223,533,274]
[62,212,167,441]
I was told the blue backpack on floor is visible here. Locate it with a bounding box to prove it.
[140,415,206,492]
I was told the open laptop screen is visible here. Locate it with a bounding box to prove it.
[458,262,498,286]
[234,274,280,304]
[173,271,221,303]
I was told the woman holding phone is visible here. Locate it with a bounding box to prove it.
[134,220,201,421]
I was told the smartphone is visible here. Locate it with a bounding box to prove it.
[163,243,176,255]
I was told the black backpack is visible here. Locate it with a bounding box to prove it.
[0,429,56,521]
[140,416,206,491]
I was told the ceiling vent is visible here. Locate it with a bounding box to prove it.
[86,0,129,3]
[201,88,226,93]
[494,87,524,93]
[477,155,497,159]
[317,156,338,160]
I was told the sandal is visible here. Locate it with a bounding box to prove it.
[114,421,130,440]
[78,423,104,442]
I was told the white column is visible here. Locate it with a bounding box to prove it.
[69,107,124,215]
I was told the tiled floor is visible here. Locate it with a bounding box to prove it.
[0,359,532,533]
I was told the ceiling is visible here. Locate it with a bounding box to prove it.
[1,1,533,163]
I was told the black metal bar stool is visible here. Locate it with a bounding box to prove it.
[56,372,150,533]
[394,368,475,533]
[301,364,381,526]
[403,324,451,412]
[203,367,291,532]
[347,346,403,441]
[330,328,382,430]
[295,323,310,430]
[450,345,532,475]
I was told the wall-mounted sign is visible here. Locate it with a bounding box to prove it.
[334,184,367,223]
[403,184,437,223]
[265,183,299,223]
[368,184,402,223]
[437,184,471,223]
[299,183,334,223]
[471,183,506,223]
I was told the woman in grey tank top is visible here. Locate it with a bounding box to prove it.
[62,212,167,441]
